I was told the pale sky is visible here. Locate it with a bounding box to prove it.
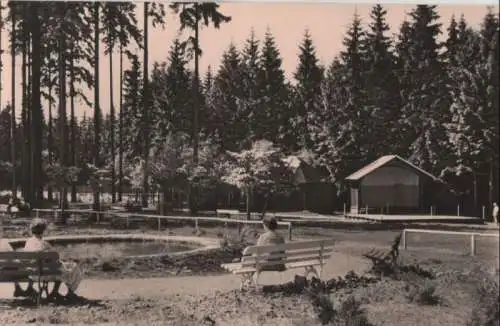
[0,3,498,118]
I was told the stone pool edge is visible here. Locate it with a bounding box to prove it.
[7,234,222,259]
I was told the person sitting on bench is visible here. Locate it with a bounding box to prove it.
[22,218,83,300]
[255,216,286,272]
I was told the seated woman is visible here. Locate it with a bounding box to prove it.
[23,218,83,300]
[254,216,286,272]
[0,238,27,297]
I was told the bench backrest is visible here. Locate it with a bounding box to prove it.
[240,239,336,269]
[0,251,62,282]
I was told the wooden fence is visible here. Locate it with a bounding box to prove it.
[401,228,499,256]
[32,208,294,241]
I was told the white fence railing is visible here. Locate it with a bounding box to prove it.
[401,228,499,256]
[32,208,294,240]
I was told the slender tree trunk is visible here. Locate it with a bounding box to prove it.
[109,33,116,203]
[245,186,251,220]
[70,55,77,202]
[142,2,149,208]
[0,2,2,110]
[27,26,33,205]
[161,185,168,215]
[193,7,199,165]
[9,6,16,199]
[118,39,123,202]
[188,6,201,215]
[58,26,68,222]
[47,76,53,202]
[21,26,28,200]
[30,4,42,208]
[489,161,494,220]
[93,2,101,212]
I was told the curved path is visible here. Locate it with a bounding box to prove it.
[0,251,371,300]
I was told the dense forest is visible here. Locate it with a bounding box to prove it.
[0,3,498,216]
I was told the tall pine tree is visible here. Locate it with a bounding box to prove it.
[257,29,289,145]
[397,5,450,175]
[122,52,143,161]
[240,29,263,143]
[210,43,246,151]
[317,13,369,185]
[363,4,400,157]
[292,29,323,151]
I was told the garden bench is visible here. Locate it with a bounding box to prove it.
[216,209,239,219]
[363,234,401,272]
[221,239,336,290]
[0,204,13,229]
[0,251,63,305]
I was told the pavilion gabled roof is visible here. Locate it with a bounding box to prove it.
[345,155,438,181]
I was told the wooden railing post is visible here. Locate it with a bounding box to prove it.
[319,243,324,278]
[470,234,476,256]
[288,222,292,241]
[401,230,407,250]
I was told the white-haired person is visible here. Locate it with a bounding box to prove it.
[23,218,83,300]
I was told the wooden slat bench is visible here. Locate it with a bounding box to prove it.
[221,239,336,290]
[0,251,63,305]
[216,209,239,219]
[362,234,402,274]
[0,205,12,231]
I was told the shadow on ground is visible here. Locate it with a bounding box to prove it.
[0,294,106,309]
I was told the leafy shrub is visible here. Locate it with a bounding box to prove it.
[467,276,499,326]
[310,294,335,325]
[310,294,375,325]
[405,281,442,306]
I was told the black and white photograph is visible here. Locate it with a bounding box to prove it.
[0,1,498,325]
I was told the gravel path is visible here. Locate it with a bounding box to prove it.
[0,251,371,301]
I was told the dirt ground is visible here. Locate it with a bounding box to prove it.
[0,225,498,325]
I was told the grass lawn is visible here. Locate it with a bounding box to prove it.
[0,223,498,325]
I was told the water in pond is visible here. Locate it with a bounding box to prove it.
[52,240,200,260]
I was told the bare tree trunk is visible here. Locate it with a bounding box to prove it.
[489,161,494,221]
[9,7,17,199]
[58,18,68,223]
[245,186,251,220]
[70,56,77,202]
[118,38,123,202]
[30,4,42,207]
[93,2,101,212]
[47,78,53,202]
[21,25,28,200]
[27,25,33,205]
[142,2,150,208]
[0,2,2,111]
[192,5,200,164]
[109,32,116,203]
[188,6,201,216]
